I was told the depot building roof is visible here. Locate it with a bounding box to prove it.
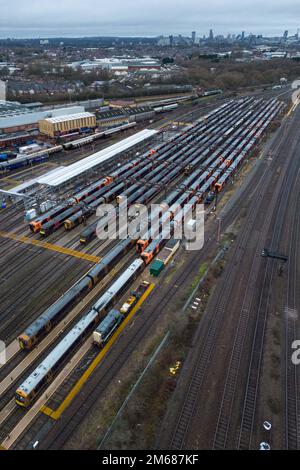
[36,129,157,187]
[41,112,95,124]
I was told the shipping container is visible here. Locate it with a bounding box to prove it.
[150,259,165,277]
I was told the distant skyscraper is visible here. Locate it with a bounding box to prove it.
[209,29,214,40]
[0,80,6,101]
[241,31,245,40]
[192,31,196,43]
[169,35,174,46]
[283,30,288,40]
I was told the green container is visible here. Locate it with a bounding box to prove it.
[150,259,165,277]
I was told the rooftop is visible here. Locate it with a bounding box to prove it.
[41,112,95,124]
[36,128,158,187]
[0,100,32,118]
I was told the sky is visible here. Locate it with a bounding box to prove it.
[0,0,299,38]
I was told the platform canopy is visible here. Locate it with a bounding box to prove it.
[36,129,157,188]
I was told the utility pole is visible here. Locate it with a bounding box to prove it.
[217,217,221,245]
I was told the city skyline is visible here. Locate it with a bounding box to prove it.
[0,0,299,39]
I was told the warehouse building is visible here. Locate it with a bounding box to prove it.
[0,100,85,133]
[39,112,96,138]
[96,106,155,128]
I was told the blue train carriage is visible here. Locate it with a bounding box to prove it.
[93,309,123,347]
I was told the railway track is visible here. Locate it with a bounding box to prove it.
[169,173,272,449]
[213,115,300,450]
[2,150,274,448]
[0,214,124,343]
[27,231,226,449]
[236,127,300,450]
[0,96,286,449]
[168,113,296,450]
[284,158,300,449]
[0,248,135,406]
[0,251,89,341]
[31,107,288,450]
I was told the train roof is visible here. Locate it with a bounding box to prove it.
[41,112,95,124]
[18,258,144,395]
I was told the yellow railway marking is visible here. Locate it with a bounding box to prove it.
[286,96,300,117]
[0,445,7,450]
[41,283,155,420]
[41,406,55,417]
[0,230,101,263]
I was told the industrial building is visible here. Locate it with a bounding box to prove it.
[0,100,85,133]
[39,112,96,138]
[69,57,161,74]
[97,106,155,127]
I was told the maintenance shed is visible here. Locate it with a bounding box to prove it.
[39,112,96,137]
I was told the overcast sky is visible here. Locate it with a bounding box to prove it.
[0,0,299,38]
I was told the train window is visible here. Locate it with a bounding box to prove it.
[16,393,24,402]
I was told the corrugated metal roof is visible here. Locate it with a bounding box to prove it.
[36,129,157,187]
[0,100,31,118]
[41,112,95,124]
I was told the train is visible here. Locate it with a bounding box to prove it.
[153,104,179,114]
[62,122,137,151]
[21,123,222,344]
[39,205,83,237]
[19,144,41,155]
[92,309,123,347]
[0,122,137,172]
[28,156,148,237]
[18,237,136,350]
[16,258,144,407]
[77,100,249,245]
[29,199,76,233]
[93,280,150,347]
[0,152,17,162]
[29,176,113,234]
[202,89,223,97]
[15,97,284,407]
[0,145,63,172]
[17,143,224,377]
[16,186,202,406]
